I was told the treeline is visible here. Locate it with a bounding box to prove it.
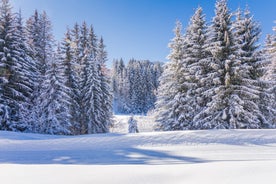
[155,0,276,130]
[0,0,112,135]
[112,59,162,115]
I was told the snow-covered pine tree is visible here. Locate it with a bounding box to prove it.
[82,49,105,134]
[68,23,84,134]
[96,37,113,132]
[154,21,185,130]
[80,22,89,82]
[60,22,112,134]
[194,1,266,129]
[144,61,159,112]
[127,60,142,114]
[71,23,111,134]
[0,0,33,131]
[26,10,54,77]
[25,10,41,73]
[60,28,80,134]
[112,58,130,114]
[36,46,72,135]
[152,62,163,94]
[12,10,37,131]
[77,22,90,133]
[193,0,236,129]
[170,7,207,130]
[128,116,139,133]
[264,35,275,81]
[263,24,276,126]
[26,10,55,132]
[227,7,267,128]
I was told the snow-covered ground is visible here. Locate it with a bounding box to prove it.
[110,115,156,133]
[1,116,276,184]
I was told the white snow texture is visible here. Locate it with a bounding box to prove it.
[1,116,276,184]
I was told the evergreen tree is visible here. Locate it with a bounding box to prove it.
[154,21,185,130]
[36,46,71,135]
[194,1,266,129]
[26,10,55,133]
[263,25,276,126]
[13,10,37,130]
[171,7,207,130]
[111,58,128,113]
[193,0,237,129]
[60,28,80,134]
[96,37,113,131]
[26,10,54,77]
[128,116,139,133]
[229,7,267,128]
[78,22,111,134]
[0,0,33,131]
[82,52,104,134]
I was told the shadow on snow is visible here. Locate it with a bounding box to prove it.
[0,147,206,165]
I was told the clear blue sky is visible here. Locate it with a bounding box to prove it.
[10,0,276,66]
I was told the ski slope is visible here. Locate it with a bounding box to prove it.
[1,117,276,184]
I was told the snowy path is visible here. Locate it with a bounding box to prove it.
[1,129,276,183]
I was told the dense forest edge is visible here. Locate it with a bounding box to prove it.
[0,0,275,135]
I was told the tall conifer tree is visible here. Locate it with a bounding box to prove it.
[0,0,33,131]
[154,21,185,130]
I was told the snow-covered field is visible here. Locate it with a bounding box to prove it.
[1,116,276,184]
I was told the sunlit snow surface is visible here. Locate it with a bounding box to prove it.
[1,115,276,184]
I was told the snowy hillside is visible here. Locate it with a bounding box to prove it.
[1,128,276,184]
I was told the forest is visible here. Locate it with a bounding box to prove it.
[0,0,275,135]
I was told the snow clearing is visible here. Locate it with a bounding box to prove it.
[1,117,276,184]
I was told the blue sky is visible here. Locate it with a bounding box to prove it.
[10,0,276,66]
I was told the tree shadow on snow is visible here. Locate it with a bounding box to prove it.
[0,147,206,165]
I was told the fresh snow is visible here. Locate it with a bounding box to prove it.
[1,116,276,184]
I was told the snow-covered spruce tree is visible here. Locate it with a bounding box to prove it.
[37,46,72,135]
[194,1,266,129]
[193,0,237,129]
[152,62,163,94]
[0,0,33,131]
[154,21,185,130]
[68,23,84,134]
[144,61,161,112]
[169,7,207,130]
[82,51,105,134]
[96,37,113,131]
[263,25,276,126]
[70,23,111,134]
[26,10,55,132]
[59,22,112,134]
[127,60,143,114]
[60,28,80,134]
[229,7,268,128]
[264,34,276,81]
[26,10,54,77]
[77,22,90,134]
[71,23,82,84]
[111,58,127,113]
[128,116,139,133]
[13,10,37,131]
